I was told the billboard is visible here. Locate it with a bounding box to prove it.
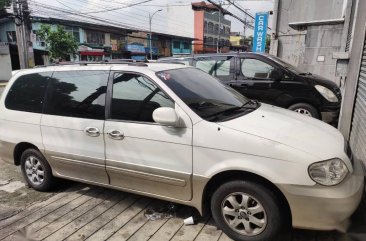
[252,12,268,53]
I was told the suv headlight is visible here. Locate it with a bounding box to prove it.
[315,85,338,102]
[308,159,348,186]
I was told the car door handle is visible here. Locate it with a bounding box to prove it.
[84,127,100,137]
[107,130,124,140]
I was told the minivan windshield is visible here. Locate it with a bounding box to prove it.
[156,68,258,121]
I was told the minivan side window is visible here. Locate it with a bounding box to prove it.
[44,71,108,120]
[5,72,51,113]
[110,73,174,123]
[241,59,274,79]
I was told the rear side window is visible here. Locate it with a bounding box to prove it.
[195,57,232,76]
[5,72,51,113]
[44,71,109,120]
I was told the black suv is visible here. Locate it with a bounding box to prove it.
[158,53,341,124]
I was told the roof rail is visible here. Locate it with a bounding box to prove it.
[34,61,148,68]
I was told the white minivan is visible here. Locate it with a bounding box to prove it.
[0,63,364,241]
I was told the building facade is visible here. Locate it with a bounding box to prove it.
[270,0,351,85]
[192,2,231,53]
[0,15,193,69]
[166,1,231,54]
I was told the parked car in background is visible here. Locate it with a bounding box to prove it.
[0,63,362,241]
[158,53,342,124]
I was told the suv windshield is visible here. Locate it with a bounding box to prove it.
[156,68,258,121]
[267,55,305,74]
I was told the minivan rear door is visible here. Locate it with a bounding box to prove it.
[41,68,110,184]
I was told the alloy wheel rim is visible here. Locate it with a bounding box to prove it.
[294,108,312,116]
[221,192,267,236]
[25,156,45,185]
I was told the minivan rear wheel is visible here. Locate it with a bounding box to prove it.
[211,180,285,241]
[288,103,319,119]
[20,149,55,191]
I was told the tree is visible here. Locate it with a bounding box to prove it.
[0,0,10,15]
[37,24,79,61]
[0,0,10,9]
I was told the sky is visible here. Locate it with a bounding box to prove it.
[29,0,274,38]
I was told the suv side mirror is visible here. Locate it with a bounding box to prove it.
[271,69,282,81]
[153,107,179,127]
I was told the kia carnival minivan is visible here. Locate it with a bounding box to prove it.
[0,63,363,241]
[158,53,342,124]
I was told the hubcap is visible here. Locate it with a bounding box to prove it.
[221,192,267,236]
[25,156,45,185]
[294,108,312,116]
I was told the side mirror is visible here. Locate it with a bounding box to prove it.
[271,69,282,81]
[153,107,179,127]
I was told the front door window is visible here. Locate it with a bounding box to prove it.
[241,59,274,79]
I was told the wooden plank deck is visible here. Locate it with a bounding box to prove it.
[0,184,340,241]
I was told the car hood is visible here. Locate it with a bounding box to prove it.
[305,73,338,90]
[218,104,345,161]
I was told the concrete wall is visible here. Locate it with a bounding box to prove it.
[275,0,348,84]
[0,49,12,80]
[0,20,15,43]
[166,5,194,39]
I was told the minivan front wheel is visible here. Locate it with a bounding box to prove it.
[211,180,285,241]
[20,149,55,191]
[288,103,319,119]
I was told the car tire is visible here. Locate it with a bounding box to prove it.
[288,103,319,119]
[20,148,55,191]
[211,180,286,241]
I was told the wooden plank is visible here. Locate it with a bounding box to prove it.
[86,197,152,241]
[0,183,84,229]
[0,185,91,240]
[43,191,126,241]
[194,218,222,241]
[126,219,168,241]
[148,206,193,241]
[34,189,111,240]
[170,215,210,241]
[106,201,159,241]
[218,233,234,241]
[4,188,103,241]
[24,188,102,232]
[64,194,138,241]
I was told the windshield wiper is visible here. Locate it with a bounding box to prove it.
[241,99,259,109]
[203,106,243,119]
[299,72,312,76]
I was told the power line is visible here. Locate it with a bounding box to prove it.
[30,2,194,38]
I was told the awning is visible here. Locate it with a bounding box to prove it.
[79,51,105,56]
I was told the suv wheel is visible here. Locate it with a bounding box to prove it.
[211,180,285,241]
[288,103,319,119]
[20,149,55,191]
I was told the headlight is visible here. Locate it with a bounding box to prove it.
[315,85,338,102]
[308,159,348,186]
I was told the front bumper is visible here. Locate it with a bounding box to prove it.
[278,158,364,231]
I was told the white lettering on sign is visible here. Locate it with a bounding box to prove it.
[253,13,267,53]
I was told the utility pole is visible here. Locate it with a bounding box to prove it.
[216,1,221,53]
[12,0,34,69]
[243,8,250,51]
[149,9,162,60]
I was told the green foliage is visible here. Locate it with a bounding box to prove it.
[0,0,10,9]
[37,24,79,61]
